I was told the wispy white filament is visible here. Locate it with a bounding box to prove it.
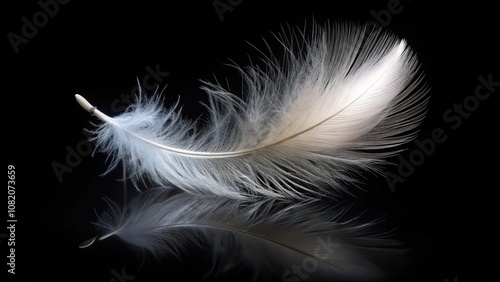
[80,23,428,199]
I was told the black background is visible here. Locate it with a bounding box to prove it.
[4,0,498,281]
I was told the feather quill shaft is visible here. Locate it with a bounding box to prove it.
[77,23,428,199]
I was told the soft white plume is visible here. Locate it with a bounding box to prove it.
[81,23,428,199]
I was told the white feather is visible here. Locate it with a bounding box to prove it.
[79,23,428,199]
[89,188,408,281]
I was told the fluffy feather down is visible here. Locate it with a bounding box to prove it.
[86,23,428,199]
